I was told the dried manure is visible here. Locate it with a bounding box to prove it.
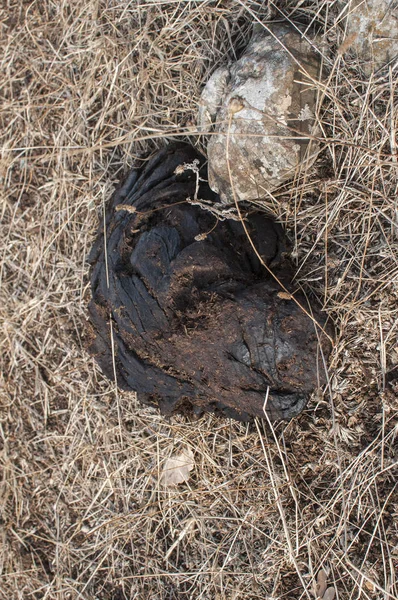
[88,143,331,421]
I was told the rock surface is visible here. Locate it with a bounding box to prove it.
[345,0,398,75]
[198,23,322,203]
[88,143,331,422]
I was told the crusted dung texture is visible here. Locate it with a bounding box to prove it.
[88,143,331,421]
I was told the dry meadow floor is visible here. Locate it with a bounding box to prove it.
[1,1,397,599]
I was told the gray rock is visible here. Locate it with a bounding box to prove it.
[344,0,398,75]
[198,23,322,203]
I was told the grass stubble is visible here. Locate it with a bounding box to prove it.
[0,1,397,598]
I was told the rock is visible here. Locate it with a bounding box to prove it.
[344,0,398,75]
[87,143,331,422]
[198,23,322,203]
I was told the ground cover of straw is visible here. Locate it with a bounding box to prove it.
[1,1,397,599]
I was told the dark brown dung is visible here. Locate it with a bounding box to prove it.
[88,143,331,421]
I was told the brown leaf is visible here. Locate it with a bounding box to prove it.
[160,448,195,486]
[315,569,328,599]
[323,587,336,600]
[277,291,292,300]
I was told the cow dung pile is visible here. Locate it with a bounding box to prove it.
[87,143,331,421]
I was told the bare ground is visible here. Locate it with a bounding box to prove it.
[0,1,397,599]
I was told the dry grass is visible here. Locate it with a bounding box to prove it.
[1,1,397,599]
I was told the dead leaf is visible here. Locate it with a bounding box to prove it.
[315,569,328,599]
[160,448,194,486]
[277,291,292,300]
[323,587,336,600]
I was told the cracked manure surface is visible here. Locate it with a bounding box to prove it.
[88,143,331,421]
